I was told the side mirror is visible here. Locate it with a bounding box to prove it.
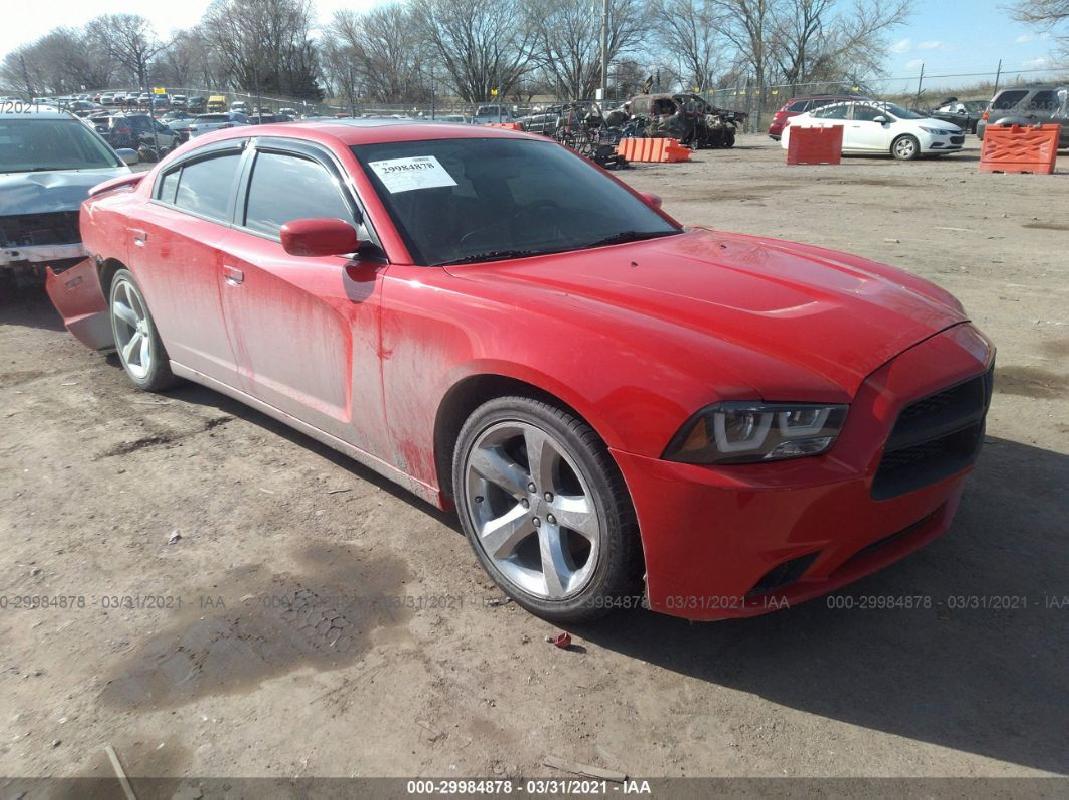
[872,115,889,124]
[280,218,361,257]
[115,148,139,166]
[640,192,663,210]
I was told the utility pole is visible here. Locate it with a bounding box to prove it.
[915,62,925,107]
[993,58,1002,95]
[599,0,609,111]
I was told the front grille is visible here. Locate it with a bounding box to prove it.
[0,211,81,248]
[871,367,993,500]
[950,135,965,145]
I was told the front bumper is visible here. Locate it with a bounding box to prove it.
[1,242,86,268]
[613,323,994,620]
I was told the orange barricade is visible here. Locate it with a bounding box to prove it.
[980,124,1060,174]
[786,125,843,165]
[482,122,523,130]
[615,137,691,163]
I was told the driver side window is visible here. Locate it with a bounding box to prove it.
[243,151,355,238]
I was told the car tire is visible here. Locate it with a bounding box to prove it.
[892,134,921,161]
[108,269,178,392]
[452,396,642,623]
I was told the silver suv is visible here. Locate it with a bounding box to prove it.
[977,86,1069,147]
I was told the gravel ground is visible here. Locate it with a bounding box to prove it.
[1,135,1067,789]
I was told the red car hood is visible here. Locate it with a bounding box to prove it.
[446,228,968,397]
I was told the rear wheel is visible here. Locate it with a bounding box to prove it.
[453,397,642,623]
[108,269,177,392]
[892,134,920,161]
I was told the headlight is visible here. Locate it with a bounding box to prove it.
[920,126,954,135]
[663,402,849,464]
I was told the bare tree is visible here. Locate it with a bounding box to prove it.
[413,0,539,102]
[326,4,430,103]
[650,0,725,91]
[770,0,911,86]
[532,0,648,100]
[1012,0,1069,24]
[202,0,323,101]
[709,0,779,124]
[85,14,165,89]
[1,46,44,97]
[1013,0,1069,57]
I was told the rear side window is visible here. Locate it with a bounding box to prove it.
[812,103,848,119]
[172,152,241,221]
[992,90,1027,110]
[1028,90,1057,110]
[788,100,809,112]
[158,170,180,204]
[243,151,353,237]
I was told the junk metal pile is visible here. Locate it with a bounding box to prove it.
[520,93,748,169]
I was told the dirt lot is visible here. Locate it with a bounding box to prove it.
[1,136,1067,790]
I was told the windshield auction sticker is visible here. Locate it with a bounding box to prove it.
[368,155,457,193]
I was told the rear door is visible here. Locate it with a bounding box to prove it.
[132,139,245,384]
[214,137,389,454]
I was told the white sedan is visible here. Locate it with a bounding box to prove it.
[781,100,965,160]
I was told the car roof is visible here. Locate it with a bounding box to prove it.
[0,108,77,120]
[185,119,532,149]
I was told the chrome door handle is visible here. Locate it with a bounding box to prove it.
[223,265,244,285]
[130,228,147,247]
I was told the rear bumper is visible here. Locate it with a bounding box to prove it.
[45,258,113,351]
[613,323,994,621]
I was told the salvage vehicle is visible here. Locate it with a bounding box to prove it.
[1,108,135,278]
[624,93,743,148]
[46,120,993,622]
[473,104,513,124]
[923,98,989,134]
[977,86,1069,147]
[768,94,867,139]
[782,100,965,160]
[187,111,249,137]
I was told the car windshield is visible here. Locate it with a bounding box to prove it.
[0,118,121,173]
[353,137,680,266]
[196,114,229,123]
[879,102,924,120]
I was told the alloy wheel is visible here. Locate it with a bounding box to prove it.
[894,137,917,159]
[111,279,152,380]
[463,420,601,600]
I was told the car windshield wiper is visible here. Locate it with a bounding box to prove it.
[439,249,545,266]
[583,230,680,249]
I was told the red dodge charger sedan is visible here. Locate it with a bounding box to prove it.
[46,120,994,622]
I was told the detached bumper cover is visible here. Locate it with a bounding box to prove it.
[44,258,113,351]
[614,323,994,620]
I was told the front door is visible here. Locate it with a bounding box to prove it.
[848,104,894,152]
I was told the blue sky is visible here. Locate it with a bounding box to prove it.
[876,4,1061,91]
[0,0,1063,91]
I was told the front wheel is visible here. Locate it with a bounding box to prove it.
[108,269,178,392]
[892,134,921,161]
[452,397,642,623]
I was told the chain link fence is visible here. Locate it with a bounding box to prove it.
[71,62,1066,133]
